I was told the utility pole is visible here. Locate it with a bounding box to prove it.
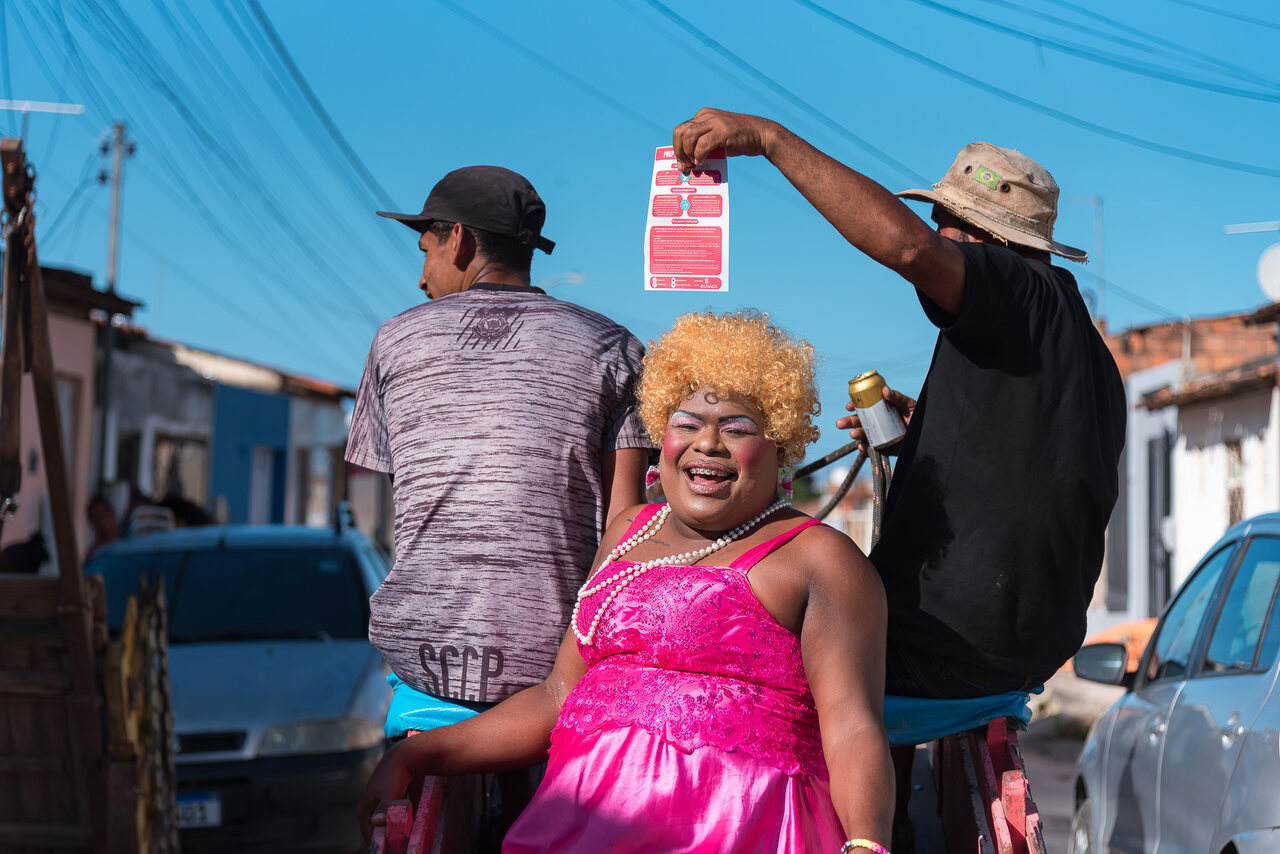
[104,123,132,293]
[95,123,135,491]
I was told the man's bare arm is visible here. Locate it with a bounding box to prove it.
[601,448,648,528]
[672,108,966,315]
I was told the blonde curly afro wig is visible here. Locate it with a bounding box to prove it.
[637,310,820,467]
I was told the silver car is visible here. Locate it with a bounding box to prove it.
[87,521,392,854]
[1071,512,1280,854]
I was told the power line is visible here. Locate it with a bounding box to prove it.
[613,0,819,136]
[0,0,12,135]
[432,0,812,211]
[16,44,377,351]
[229,0,412,265]
[85,192,356,376]
[12,1,114,120]
[1030,0,1280,90]
[639,0,929,187]
[1163,0,1280,32]
[241,0,397,211]
[436,0,662,135]
[614,0,928,192]
[33,152,366,369]
[204,0,409,266]
[905,0,1280,102]
[792,0,1280,180]
[132,158,368,337]
[1085,270,1183,322]
[40,154,98,243]
[146,0,411,283]
[55,0,396,320]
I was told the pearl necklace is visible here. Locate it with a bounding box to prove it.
[571,499,791,645]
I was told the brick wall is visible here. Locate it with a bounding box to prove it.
[1103,313,1277,380]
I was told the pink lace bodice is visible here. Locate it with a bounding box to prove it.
[554,506,828,777]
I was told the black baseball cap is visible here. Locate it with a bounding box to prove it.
[376,165,555,254]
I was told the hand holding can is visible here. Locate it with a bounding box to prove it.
[847,370,908,450]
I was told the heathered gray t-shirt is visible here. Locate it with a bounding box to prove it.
[346,285,650,702]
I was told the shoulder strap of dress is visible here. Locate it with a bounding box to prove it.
[614,503,665,545]
[729,518,825,573]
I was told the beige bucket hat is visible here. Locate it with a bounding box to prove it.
[896,141,1087,262]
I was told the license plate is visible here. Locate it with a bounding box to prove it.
[176,790,222,828]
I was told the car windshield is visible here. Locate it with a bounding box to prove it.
[87,546,368,642]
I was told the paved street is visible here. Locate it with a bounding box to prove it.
[904,731,1084,853]
[1020,734,1085,853]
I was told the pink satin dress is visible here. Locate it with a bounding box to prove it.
[503,505,844,853]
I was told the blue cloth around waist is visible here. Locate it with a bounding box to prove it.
[884,687,1041,746]
[388,673,1039,745]
[385,673,487,739]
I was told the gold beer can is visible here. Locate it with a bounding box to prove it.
[848,370,906,449]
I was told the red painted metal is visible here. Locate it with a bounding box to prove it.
[972,728,1016,854]
[405,778,444,854]
[931,718,1050,854]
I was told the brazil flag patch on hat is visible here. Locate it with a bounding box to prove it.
[973,166,1002,189]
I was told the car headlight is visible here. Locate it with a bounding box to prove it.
[257,716,383,757]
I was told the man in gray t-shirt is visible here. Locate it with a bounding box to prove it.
[347,166,650,712]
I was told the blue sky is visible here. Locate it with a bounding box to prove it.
[5,0,1278,463]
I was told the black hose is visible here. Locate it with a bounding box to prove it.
[813,448,868,521]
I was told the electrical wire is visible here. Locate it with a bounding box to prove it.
[34,153,366,370]
[903,0,1280,102]
[40,190,94,249]
[1162,0,1280,33]
[15,1,115,120]
[241,0,397,211]
[58,0,393,322]
[147,0,411,284]
[639,0,930,187]
[82,192,357,377]
[1014,0,1280,90]
[436,0,663,134]
[213,0,411,266]
[19,0,383,349]
[40,160,98,244]
[431,0,813,211]
[0,0,12,136]
[132,159,361,327]
[792,0,1280,180]
[1087,271,1185,322]
[613,0,815,131]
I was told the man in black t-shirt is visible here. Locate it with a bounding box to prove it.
[673,110,1125,849]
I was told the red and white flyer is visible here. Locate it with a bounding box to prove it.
[644,145,729,292]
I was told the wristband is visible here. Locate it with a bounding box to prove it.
[840,840,890,854]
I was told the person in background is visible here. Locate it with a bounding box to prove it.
[85,493,121,558]
[346,165,651,848]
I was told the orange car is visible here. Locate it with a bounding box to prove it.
[1069,617,1157,673]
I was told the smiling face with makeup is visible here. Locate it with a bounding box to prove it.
[660,387,783,536]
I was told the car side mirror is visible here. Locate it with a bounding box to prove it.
[1074,642,1134,690]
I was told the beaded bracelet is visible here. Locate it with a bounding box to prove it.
[840,840,890,854]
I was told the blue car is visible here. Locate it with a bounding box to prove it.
[87,518,391,854]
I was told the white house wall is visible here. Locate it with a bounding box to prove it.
[1,313,99,562]
[1173,386,1278,587]
[1091,361,1180,632]
[284,396,349,527]
[105,344,214,502]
